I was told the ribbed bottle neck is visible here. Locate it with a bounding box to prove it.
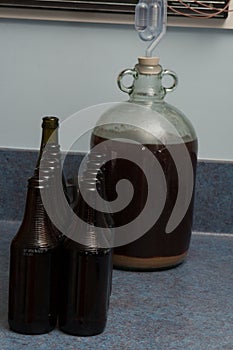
[19,175,59,247]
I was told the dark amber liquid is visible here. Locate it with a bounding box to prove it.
[8,245,60,334]
[59,239,112,336]
[91,134,197,270]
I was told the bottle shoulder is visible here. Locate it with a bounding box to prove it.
[93,101,197,144]
[62,237,111,255]
[11,222,60,249]
[151,101,197,142]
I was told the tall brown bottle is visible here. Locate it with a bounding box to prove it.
[59,152,113,336]
[8,174,60,334]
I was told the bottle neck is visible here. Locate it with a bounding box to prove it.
[20,184,50,240]
[72,152,113,251]
[36,120,59,168]
[22,186,44,223]
[129,72,166,103]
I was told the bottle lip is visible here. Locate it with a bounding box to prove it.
[42,116,59,129]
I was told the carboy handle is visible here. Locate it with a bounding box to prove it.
[117,69,138,94]
[162,70,178,93]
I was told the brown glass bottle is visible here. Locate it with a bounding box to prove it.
[8,174,60,334]
[58,152,113,336]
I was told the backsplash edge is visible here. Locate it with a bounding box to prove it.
[0,148,232,234]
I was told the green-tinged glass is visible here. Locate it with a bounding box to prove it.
[36,116,59,168]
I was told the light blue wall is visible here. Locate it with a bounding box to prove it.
[0,19,232,160]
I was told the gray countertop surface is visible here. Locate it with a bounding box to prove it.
[1,220,233,350]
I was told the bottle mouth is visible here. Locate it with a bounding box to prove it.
[136,56,162,75]
[42,116,59,129]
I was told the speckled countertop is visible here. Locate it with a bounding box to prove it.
[1,221,233,350]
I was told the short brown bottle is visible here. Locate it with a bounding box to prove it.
[8,174,60,335]
[58,152,113,336]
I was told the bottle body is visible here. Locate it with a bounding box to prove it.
[58,151,113,336]
[8,243,60,334]
[91,57,198,270]
[92,134,197,270]
[8,177,60,334]
[59,240,112,336]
